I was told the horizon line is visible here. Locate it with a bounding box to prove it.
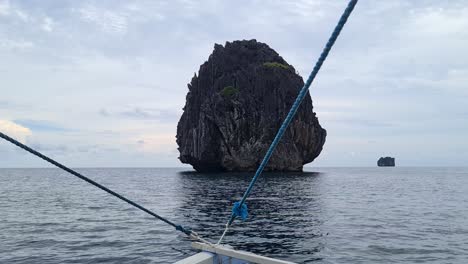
[1,166,467,169]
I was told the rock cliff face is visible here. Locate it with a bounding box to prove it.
[176,39,326,172]
[378,157,395,167]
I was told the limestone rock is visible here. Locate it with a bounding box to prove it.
[378,157,395,167]
[176,39,326,172]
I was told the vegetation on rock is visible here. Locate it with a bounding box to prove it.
[263,62,289,70]
[221,86,239,97]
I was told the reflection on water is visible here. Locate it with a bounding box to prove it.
[1,167,468,263]
[176,171,325,262]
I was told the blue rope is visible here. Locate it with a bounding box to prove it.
[226,0,358,227]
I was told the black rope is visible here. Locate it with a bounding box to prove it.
[0,131,192,236]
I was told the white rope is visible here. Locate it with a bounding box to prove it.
[190,231,216,247]
[217,224,230,245]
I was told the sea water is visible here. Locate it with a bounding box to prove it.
[0,167,467,263]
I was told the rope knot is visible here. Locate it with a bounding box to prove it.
[232,201,248,221]
[175,225,192,236]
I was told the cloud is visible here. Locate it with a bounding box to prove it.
[0,39,34,51]
[134,133,176,153]
[0,119,32,143]
[41,16,54,32]
[15,10,28,21]
[1,0,468,167]
[0,100,10,108]
[0,0,10,16]
[99,107,180,123]
[121,107,159,119]
[324,115,394,129]
[13,119,70,132]
[406,7,468,37]
[78,4,128,34]
[28,141,68,154]
[99,108,110,117]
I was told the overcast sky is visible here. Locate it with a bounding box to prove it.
[1,0,467,168]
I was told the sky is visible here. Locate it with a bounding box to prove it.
[1,0,467,168]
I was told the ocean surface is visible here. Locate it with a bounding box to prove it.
[0,167,467,263]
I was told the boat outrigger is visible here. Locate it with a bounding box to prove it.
[0,0,357,263]
[175,243,295,264]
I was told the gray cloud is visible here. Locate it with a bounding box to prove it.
[14,119,71,132]
[99,107,180,123]
[27,141,69,154]
[0,100,10,108]
[1,0,467,167]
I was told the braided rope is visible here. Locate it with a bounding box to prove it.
[218,0,359,244]
[0,131,204,240]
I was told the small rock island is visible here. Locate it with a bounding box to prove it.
[378,157,395,167]
[176,39,326,172]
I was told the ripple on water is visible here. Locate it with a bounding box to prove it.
[1,167,468,263]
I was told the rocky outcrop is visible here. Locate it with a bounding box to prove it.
[378,157,395,167]
[176,39,326,172]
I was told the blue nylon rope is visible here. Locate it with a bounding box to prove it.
[226,0,358,227]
